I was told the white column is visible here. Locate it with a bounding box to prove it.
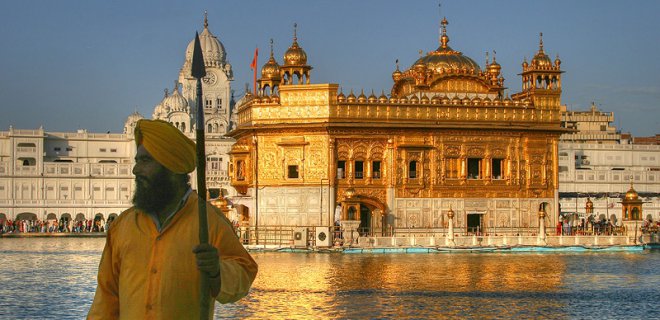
[446,207,456,247]
[538,209,547,246]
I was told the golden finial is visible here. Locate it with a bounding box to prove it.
[173,80,178,92]
[440,17,449,48]
[269,38,274,58]
[204,10,208,29]
[485,51,489,65]
[419,49,423,57]
[539,32,544,52]
[395,59,400,71]
[164,88,169,98]
[293,22,298,42]
[492,50,497,62]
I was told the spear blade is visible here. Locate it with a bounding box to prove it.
[191,32,207,79]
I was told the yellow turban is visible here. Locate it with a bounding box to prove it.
[134,119,196,174]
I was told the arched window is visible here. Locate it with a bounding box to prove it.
[208,123,213,133]
[348,207,356,220]
[631,208,640,220]
[236,160,245,181]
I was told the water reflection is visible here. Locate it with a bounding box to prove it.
[0,239,658,319]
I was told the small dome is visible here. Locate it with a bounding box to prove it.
[392,67,402,81]
[368,91,377,103]
[127,110,143,122]
[554,54,561,67]
[378,91,388,103]
[347,90,356,103]
[487,53,501,77]
[530,33,552,68]
[283,24,307,66]
[337,90,346,102]
[163,84,189,112]
[531,51,552,68]
[261,41,281,81]
[625,186,639,201]
[357,90,367,103]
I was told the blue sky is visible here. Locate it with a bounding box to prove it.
[1,0,659,136]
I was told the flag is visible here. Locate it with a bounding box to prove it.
[250,47,258,94]
[250,47,259,70]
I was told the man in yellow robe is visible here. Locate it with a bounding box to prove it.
[88,120,258,319]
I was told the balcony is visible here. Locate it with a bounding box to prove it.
[14,166,37,175]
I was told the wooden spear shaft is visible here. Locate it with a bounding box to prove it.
[191,31,212,320]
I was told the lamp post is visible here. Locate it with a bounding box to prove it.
[538,208,547,245]
[447,205,455,246]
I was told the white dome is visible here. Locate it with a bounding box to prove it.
[124,111,144,135]
[126,111,144,122]
[184,21,226,68]
[163,88,188,112]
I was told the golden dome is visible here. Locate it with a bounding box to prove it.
[357,90,367,103]
[625,186,639,201]
[487,52,501,77]
[392,61,403,81]
[412,18,482,75]
[368,90,377,103]
[378,91,388,103]
[531,32,552,68]
[261,40,281,80]
[554,54,561,67]
[283,23,308,66]
[347,90,356,103]
[337,89,346,102]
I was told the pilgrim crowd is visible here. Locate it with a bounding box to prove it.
[0,217,113,234]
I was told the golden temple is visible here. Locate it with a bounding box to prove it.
[228,18,567,237]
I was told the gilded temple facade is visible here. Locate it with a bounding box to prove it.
[228,19,567,236]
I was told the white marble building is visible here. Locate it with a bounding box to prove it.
[558,104,660,224]
[0,15,237,223]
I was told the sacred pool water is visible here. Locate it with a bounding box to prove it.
[0,238,658,319]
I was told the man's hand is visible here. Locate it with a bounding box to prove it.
[193,243,222,297]
[193,243,221,279]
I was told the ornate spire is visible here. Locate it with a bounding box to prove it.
[293,22,298,43]
[485,51,489,65]
[492,50,497,63]
[269,38,274,58]
[440,17,449,48]
[538,32,544,53]
[164,88,169,98]
[173,80,179,93]
[204,10,208,29]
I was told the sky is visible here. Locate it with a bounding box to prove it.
[1,0,659,136]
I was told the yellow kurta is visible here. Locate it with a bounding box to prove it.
[88,191,258,320]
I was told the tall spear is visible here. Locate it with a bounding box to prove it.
[191,31,212,320]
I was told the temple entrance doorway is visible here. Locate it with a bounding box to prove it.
[359,205,371,236]
[467,212,484,234]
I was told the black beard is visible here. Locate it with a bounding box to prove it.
[132,168,177,215]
